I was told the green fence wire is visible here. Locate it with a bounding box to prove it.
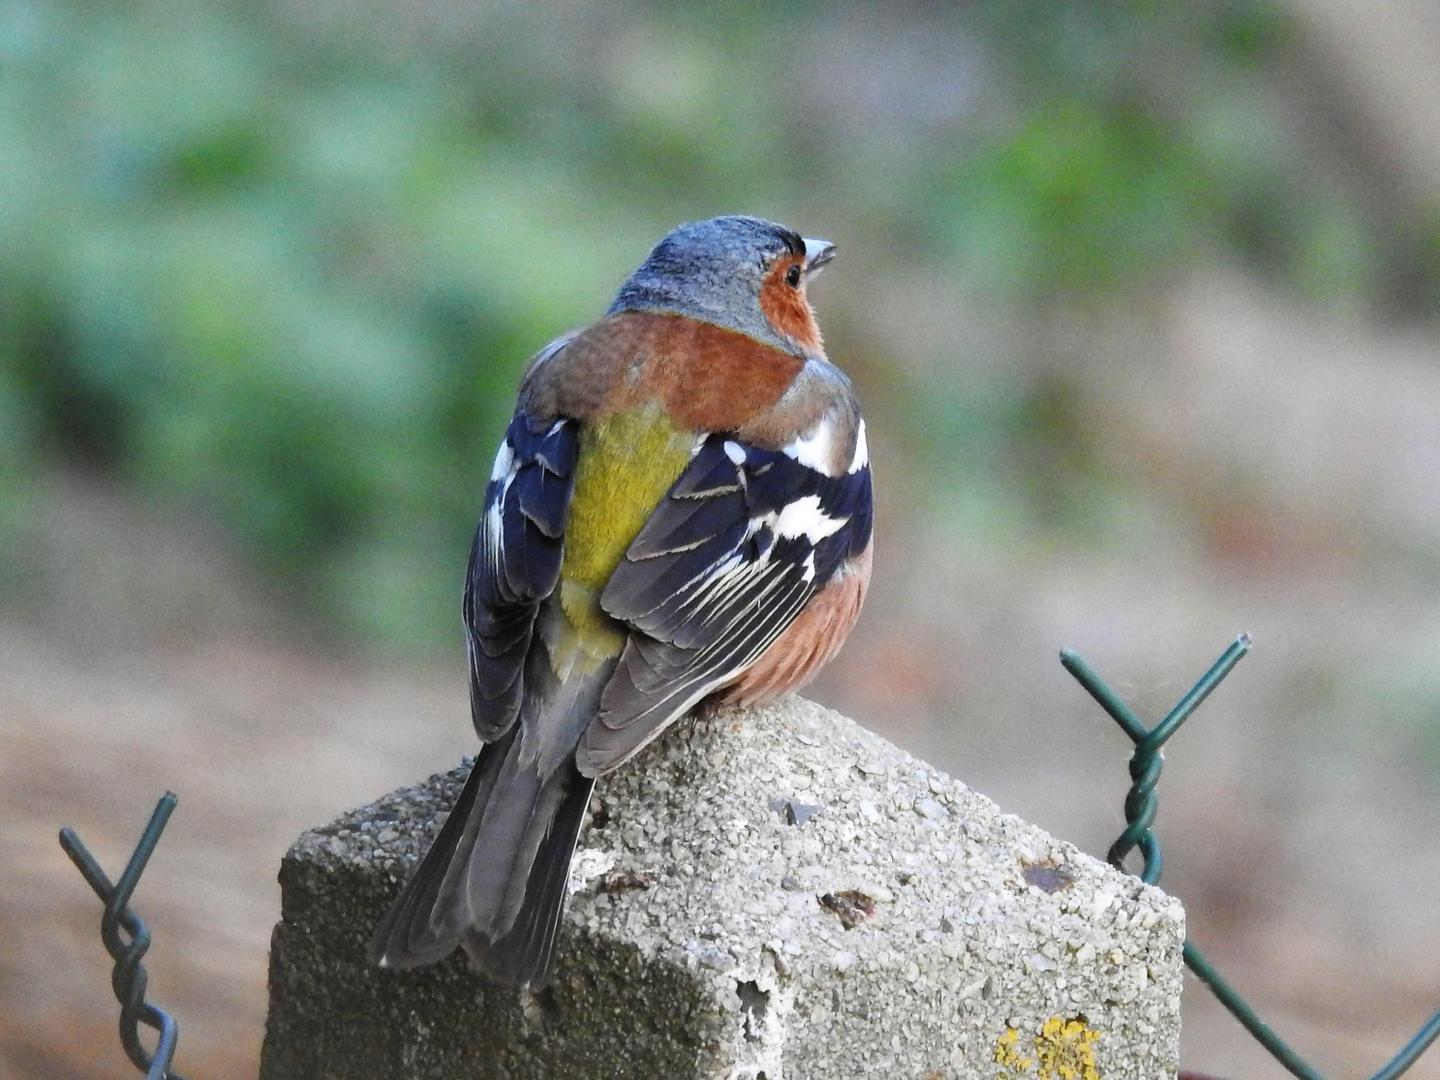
[1062,634,1440,1080]
[60,793,187,1080]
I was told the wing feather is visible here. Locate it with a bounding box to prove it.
[465,410,579,741]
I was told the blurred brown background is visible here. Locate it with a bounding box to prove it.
[3,1,1440,1077]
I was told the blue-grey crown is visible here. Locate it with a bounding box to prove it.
[609,216,807,353]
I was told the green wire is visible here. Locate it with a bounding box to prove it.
[1062,636,1440,1080]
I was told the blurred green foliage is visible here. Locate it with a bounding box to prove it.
[0,0,1421,648]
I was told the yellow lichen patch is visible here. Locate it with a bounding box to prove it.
[994,1027,1034,1077]
[992,1018,1101,1080]
[1033,1017,1101,1080]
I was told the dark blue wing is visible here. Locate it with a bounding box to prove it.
[465,411,579,740]
[577,433,872,774]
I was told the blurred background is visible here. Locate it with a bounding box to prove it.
[3,0,1439,1076]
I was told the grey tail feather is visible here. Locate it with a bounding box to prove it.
[369,672,604,988]
[459,764,594,987]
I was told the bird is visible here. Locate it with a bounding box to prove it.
[370,215,874,988]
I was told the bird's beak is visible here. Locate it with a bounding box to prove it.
[803,237,837,276]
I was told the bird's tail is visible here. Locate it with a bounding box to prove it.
[369,664,606,988]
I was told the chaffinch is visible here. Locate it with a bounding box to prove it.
[371,215,874,987]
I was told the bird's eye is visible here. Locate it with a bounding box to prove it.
[785,263,802,288]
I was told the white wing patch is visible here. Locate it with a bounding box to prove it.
[783,416,838,476]
[484,498,505,568]
[489,440,516,482]
[483,434,524,566]
[785,413,868,478]
[773,494,847,544]
[848,420,869,474]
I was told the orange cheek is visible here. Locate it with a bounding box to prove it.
[758,263,823,353]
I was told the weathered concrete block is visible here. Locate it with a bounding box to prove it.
[261,698,1184,1079]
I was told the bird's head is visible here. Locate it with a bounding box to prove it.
[609,215,836,356]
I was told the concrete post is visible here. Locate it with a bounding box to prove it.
[261,698,1184,1079]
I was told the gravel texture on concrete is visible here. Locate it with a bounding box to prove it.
[260,697,1184,1079]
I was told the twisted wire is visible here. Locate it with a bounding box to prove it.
[1061,635,1440,1080]
[59,792,188,1080]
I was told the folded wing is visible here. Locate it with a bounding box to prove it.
[465,410,579,740]
[578,433,872,775]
